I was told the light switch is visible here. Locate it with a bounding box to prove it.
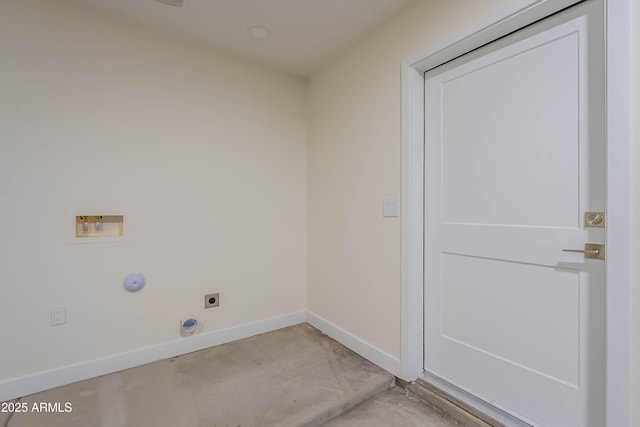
[51,306,66,326]
[383,198,399,217]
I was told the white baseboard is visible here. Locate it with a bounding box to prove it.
[1,310,400,402]
[0,311,306,402]
[306,311,401,377]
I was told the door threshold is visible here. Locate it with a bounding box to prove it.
[413,373,533,427]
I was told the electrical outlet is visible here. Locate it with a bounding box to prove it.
[204,293,220,309]
[51,306,66,326]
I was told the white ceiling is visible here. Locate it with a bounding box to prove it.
[70,0,417,76]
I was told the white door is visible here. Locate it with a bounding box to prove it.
[423,1,605,426]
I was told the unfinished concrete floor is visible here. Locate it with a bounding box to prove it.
[4,324,466,427]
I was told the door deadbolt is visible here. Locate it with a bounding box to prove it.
[584,212,605,228]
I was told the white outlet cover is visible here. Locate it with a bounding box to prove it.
[383,198,400,217]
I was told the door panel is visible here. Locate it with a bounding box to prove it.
[441,32,580,229]
[441,254,580,386]
[423,1,604,426]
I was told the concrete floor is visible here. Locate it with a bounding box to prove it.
[325,387,465,427]
[3,324,466,427]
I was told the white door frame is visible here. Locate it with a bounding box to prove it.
[399,1,631,426]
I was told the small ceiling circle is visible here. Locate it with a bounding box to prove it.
[247,25,271,40]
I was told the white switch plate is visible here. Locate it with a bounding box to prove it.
[51,306,67,326]
[383,198,399,217]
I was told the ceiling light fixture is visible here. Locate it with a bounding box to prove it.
[154,0,184,7]
[247,25,271,40]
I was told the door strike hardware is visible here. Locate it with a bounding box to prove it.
[563,243,605,260]
[584,211,605,228]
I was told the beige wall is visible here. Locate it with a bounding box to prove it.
[630,1,639,425]
[0,0,307,381]
[308,0,518,359]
